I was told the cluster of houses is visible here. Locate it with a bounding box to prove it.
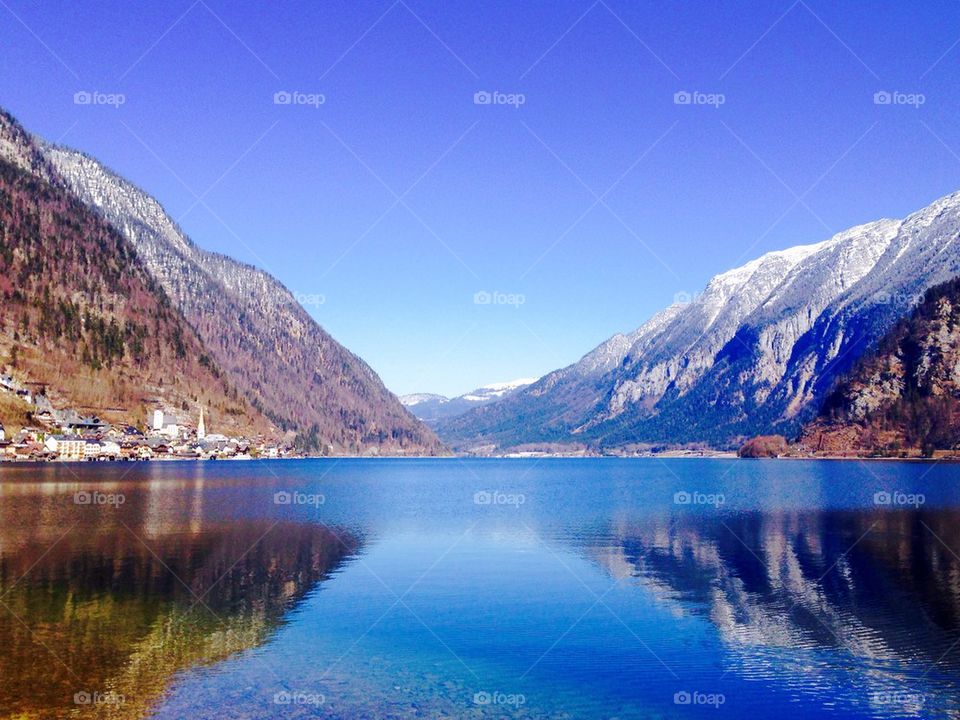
[0,373,287,462]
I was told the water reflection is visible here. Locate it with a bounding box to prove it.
[582,510,960,713]
[0,472,360,719]
[3,459,960,719]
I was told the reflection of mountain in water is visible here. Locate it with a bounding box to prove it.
[579,511,960,703]
[0,518,359,719]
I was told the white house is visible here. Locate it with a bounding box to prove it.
[150,410,180,438]
[44,435,85,460]
[99,440,121,458]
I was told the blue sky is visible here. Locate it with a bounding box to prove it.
[2,1,960,396]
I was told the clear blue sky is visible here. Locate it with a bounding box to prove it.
[2,0,959,396]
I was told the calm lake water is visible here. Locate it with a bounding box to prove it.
[1,458,959,718]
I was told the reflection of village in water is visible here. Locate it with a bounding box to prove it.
[0,472,360,718]
[580,510,960,714]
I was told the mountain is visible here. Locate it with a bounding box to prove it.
[0,107,440,454]
[400,379,536,428]
[0,108,266,434]
[37,134,442,455]
[440,190,960,452]
[799,276,960,457]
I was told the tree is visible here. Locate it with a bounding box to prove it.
[739,435,789,458]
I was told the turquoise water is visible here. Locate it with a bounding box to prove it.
[1,458,959,718]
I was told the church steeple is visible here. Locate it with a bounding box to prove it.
[197,407,206,440]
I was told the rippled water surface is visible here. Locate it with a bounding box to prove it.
[1,458,960,718]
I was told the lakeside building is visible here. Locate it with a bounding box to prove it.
[44,435,85,460]
[0,376,292,461]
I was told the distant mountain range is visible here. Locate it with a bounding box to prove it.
[0,108,441,455]
[440,190,960,452]
[400,379,535,428]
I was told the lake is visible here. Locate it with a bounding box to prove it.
[0,458,958,718]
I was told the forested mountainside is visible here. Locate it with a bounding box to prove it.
[0,109,264,434]
[39,130,441,454]
[440,190,960,453]
[800,277,960,457]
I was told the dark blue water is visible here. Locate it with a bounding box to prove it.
[1,458,959,718]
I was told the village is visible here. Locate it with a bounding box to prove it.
[0,372,291,462]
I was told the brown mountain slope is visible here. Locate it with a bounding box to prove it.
[41,130,443,455]
[799,276,960,457]
[0,110,267,434]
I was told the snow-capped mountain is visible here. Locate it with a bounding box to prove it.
[461,378,538,401]
[440,190,960,451]
[400,379,536,427]
[39,139,442,455]
[400,393,449,408]
[0,108,267,435]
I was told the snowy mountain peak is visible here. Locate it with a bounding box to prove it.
[438,187,960,451]
[38,136,442,454]
[472,378,540,395]
[401,379,538,427]
[400,393,449,407]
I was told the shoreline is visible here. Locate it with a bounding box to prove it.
[1,452,955,464]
